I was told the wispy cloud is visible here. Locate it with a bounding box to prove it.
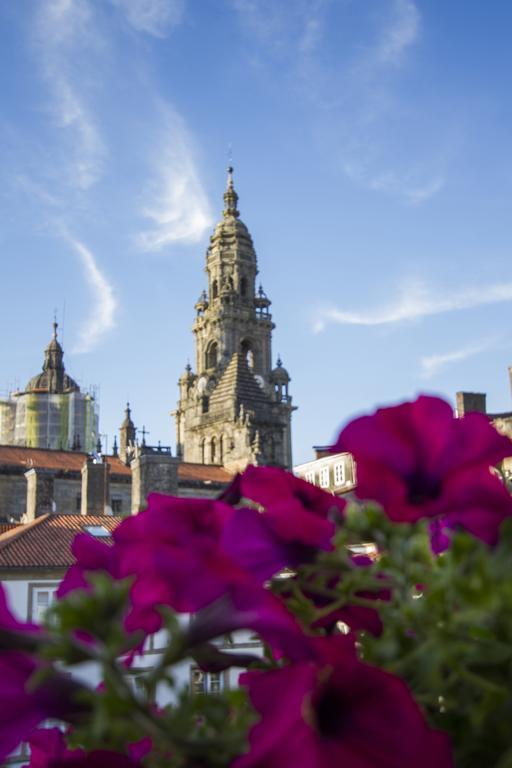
[314,278,512,332]
[110,0,185,37]
[372,0,420,66]
[419,340,494,379]
[343,162,444,205]
[33,0,106,190]
[67,236,117,354]
[231,0,326,57]
[339,1,444,203]
[137,107,213,251]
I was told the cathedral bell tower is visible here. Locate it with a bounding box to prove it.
[173,167,295,472]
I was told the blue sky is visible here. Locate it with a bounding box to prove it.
[2,0,512,463]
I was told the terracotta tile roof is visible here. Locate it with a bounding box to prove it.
[0,446,130,476]
[0,514,120,569]
[0,446,232,487]
[178,463,232,484]
[0,523,19,534]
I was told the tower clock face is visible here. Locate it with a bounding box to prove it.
[197,376,208,394]
[254,374,265,388]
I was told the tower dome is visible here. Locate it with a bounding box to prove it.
[271,356,290,383]
[25,322,79,394]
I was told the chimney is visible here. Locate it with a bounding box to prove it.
[81,457,110,516]
[24,468,55,522]
[131,449,179,515]
[455,392,487,418]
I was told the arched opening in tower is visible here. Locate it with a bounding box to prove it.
[205,342,218,369]
[240,339,254,370]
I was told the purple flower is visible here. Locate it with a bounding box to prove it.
[221,466,344,581]
[57,533,118,599]
[0,653,86,763]
[235,635,453,768]
[306,555,391,637]
[223,465,346,518]
[113,494,247,634]
[188,581,314,662]
[0,583,40,635]
[333,395,512,545]
[23,727,149,768]
[0,584,87,761]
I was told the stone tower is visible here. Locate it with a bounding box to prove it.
[173,167,295,472]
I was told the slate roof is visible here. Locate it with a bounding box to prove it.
[0,514,119,570]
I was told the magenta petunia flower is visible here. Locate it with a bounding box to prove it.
[333,395,512,545]
[0,653,87,763]
[113,494,248,634]
[23,728,150,768]
[0,583,40,636]
[220,466,344,581]
[187,581,314,661]
[57,533,119,599]
[235,635,453,768]
[222,465,346,518]
[310,557,390,638]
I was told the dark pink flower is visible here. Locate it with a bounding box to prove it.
[223,465,346,518]
[235,635,453,768]
[221,502,335,582]
[312,574,390,638]
[23,727,148,768]
[0,653,87,763]
[113,494,247,634]
[221,466,344,581]
[0,583,40,635]
[429,468,512,552]
[23,727,84,767]
[333,396,512,545]
[57,533,118,599]
[188,581,314,662]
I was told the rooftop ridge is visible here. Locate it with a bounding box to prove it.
[0,514,49,552]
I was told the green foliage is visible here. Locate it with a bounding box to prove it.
[271,505,512,768]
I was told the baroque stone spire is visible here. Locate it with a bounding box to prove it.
[173,167,296,472]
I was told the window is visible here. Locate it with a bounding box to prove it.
[84,525,110,538]
[111,497,123,513]
[334,462,345,486]
[205,342,218,369]
[191,667,223,695]
[240,277,248,297]
[240,339,254,369]
[210,437,216,464]
[319,466,330,488]
[304,471,315,484]
[75,495,81,511]
[212,280,218,299]
[29,584,58,623]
